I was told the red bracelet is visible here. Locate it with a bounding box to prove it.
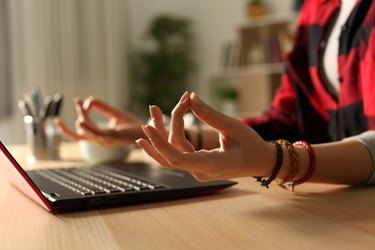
[292,141,316,191]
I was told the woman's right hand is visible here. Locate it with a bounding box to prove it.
[136,92,277,181]
[55,96,145,147]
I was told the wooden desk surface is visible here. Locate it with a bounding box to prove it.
[1,143,375,250]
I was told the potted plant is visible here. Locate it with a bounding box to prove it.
[246,0,267,18]
[215,86,239,115]
[129,15,194,117]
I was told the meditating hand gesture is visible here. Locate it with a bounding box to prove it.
[136,92,277,181]
[55,97,145,146]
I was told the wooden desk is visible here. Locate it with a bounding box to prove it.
[1,143,375,250]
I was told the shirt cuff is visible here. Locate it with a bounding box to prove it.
[344,131,375,185]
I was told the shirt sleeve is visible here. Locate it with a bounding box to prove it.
[345,131,375,185]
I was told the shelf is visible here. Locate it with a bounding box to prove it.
[239,11,298,30]
[209,10,297,115]
[211,63,285,79]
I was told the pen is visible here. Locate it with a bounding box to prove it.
[23,90,36,117]
[40,95,53,118]
[52,94,63,116]
[18,100,33,117]
[31,87,44,117]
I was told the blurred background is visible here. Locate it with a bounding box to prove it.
[0,0,300,144]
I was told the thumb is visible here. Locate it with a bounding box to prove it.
[189,92,242,136]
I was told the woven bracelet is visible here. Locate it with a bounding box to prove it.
[275,139,299,189]
[291,141,316,191]
[254,141,283,188]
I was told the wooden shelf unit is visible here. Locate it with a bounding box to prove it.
[209,12,297,116]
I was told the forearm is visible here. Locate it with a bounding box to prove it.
[186,125,373,185]
[279,139,373,185]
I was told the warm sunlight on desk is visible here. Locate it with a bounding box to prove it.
[0,143,375,250]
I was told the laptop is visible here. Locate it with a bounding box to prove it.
[0,141,237,212]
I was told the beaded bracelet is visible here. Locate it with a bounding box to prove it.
[254,141,283,188]
[291,141,316,191]
[275,139,299,189]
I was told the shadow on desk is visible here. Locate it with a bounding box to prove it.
[246,184,375,237]
[59,186,254,218]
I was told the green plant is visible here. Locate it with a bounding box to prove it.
[215,86,239,100]
[248,0,264,6]
[129,15,194,116]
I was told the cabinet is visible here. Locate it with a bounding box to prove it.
[209,12,297,116]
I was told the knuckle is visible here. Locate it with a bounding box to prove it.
[169,137,182,145]
[168,157,182,167]
[170,108,179,118]
[171,105,184,118]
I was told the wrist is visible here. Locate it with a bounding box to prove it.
[254,141,284,188]
[292,145,310,181]
[254,139,316,190]
[276,145,291,180]
[252,141,278,177]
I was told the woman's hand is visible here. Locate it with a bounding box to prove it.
[55,96,145,146]
[136,92,276,181]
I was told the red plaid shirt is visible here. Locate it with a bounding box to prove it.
[242,0,375,143]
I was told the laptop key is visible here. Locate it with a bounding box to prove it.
[36,170,96,196]
[87,168,159,191]
[92,190,106,195]
[37,167,165,197]
[80,191,93,196]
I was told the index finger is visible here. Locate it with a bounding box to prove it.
[83,97,139,123]
[142,125,217,171]
[54,118,88,140]
[190,93,242,137]
[74,98,95,127]
[168,92,195,152]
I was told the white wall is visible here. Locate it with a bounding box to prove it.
[126,0,294,100]
[0,0,128,144]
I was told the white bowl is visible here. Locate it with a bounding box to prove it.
[78,140,130,164]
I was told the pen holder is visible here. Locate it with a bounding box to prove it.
[24,116,61,162]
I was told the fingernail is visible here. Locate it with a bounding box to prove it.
[179,91,189,103]
[135,139,142,145]
[149,105,155,118]
[190,92,203,106]
[141,124,151,135]
[83,98,92,109]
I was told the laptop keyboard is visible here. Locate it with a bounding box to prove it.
[35,167,165,196]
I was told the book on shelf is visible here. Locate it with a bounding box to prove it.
[266,33,283,63]
[260,29,293,64]
[219,40,241,70]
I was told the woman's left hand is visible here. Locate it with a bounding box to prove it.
[55,96,145,146]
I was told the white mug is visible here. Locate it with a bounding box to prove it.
[78,140,130,164]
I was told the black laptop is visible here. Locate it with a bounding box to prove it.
[0,141,237,212]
